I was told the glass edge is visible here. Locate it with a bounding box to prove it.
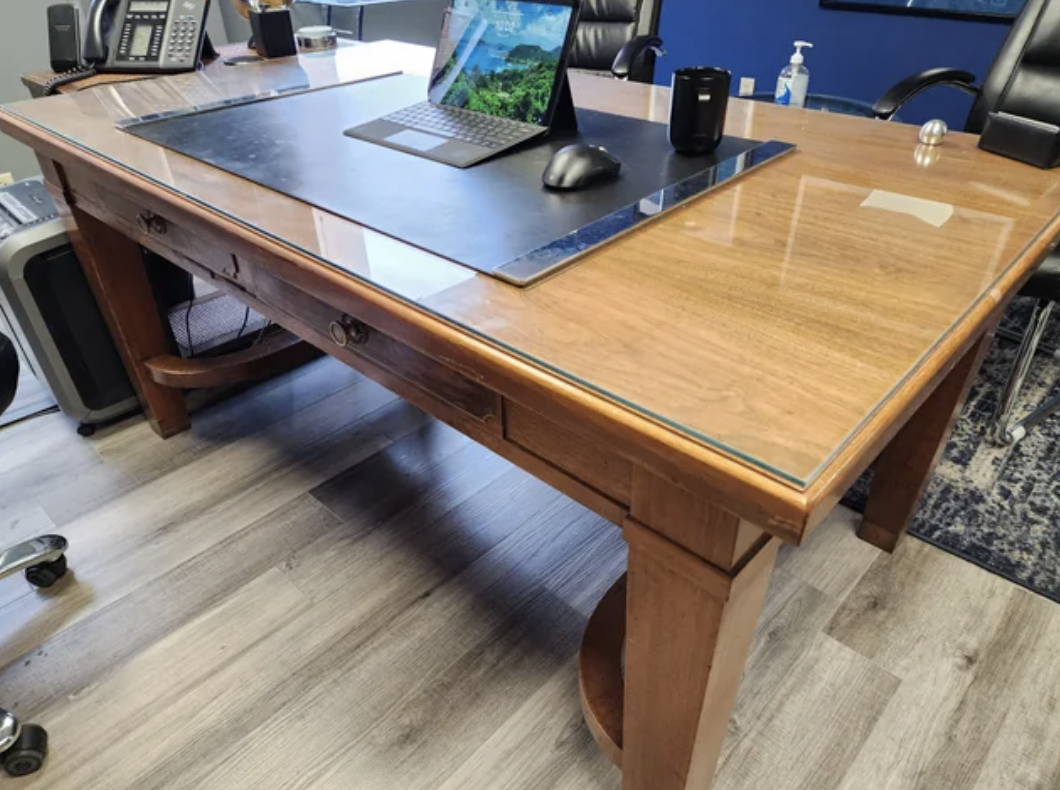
[116,84,313,129]
[493,140,797,285]
[798,210,1060,488]
[115,70,403,129]
[8,105,1050,493]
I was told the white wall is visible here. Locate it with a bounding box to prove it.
[219,0,447,48]
[0,0,227,180]
[0,0,76,179]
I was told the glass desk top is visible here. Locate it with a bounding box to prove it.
[5,42,1060,488]
[749,91,888,119]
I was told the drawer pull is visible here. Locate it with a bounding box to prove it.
[136,212,168,236]
[328,316,368,348]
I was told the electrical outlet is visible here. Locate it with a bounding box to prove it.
[739,77,756,98]
[0,173,14,187]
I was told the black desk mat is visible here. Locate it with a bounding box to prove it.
[125,74,793,285]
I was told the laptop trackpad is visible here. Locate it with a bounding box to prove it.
[386,130,448,151]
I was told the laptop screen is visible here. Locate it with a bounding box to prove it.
[428,0,576,126]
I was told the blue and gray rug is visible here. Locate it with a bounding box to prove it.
[843,298,1060,602]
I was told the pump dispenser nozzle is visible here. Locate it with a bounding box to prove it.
[791,40,813,66]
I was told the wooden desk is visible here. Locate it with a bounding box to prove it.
[3,42,1059,790]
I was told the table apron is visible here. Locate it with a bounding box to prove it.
[44,151,813,542]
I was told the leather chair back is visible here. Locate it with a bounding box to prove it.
[967,0,1060,133]
[0,332,19,417]
[568,0,663,83]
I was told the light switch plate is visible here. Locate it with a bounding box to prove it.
[0,173,14,187]
[739,77,755,97]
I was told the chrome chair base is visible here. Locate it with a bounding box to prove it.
[0,710,48,777]
[0,535,67,777]
[992,299,1060,445]
[0,535,68,588]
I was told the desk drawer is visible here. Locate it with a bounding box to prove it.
[67,173,237,280]
[63,164,498,429]
[238,257,500,428]
[505,402,632,504]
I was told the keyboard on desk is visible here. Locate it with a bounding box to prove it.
[383,102,541,149]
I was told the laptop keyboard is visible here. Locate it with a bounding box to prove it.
[384,102,539,149]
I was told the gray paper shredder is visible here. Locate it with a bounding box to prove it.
[0,178,137,430]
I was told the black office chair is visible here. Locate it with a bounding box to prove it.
[0,330,66,777]
[568,0,665,83]
[872,0,1060,444]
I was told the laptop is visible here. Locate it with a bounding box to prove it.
[345,0,581,168]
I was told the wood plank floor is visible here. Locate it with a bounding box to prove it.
[2,356,1058,790]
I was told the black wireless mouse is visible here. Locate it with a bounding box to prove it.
[542,144,622,191]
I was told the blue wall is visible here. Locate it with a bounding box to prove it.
[657,1,1012,129]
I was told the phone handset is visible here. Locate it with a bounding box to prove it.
[82,0,111,65]
[44,0,107,96]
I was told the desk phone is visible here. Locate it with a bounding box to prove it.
[84,0,210,73]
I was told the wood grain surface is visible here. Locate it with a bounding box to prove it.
[3,41,1057,536]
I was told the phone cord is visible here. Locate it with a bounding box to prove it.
[43,66,99,97]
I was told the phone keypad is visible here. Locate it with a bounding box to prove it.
[168,15,201,64]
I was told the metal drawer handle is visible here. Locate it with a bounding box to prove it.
[328,316,368,348]
[136,211,168,236]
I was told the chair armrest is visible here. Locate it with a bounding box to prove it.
[611,35,665,81]
[872,68,980,120]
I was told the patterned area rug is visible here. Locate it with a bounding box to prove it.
[843,298,1060,603]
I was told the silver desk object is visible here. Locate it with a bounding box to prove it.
[296,25,338,51]
[919,119,949,146]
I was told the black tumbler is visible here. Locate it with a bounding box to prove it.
[249,9,298,59]
[669,67,731,155]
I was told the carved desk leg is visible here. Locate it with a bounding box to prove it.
[580,469,778,790]
[623,523,777,790]
[857,331,993,552]
[64,192,190,438]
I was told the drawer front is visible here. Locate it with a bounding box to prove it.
[63,164,498,429]
[67,172,238,281]
[505,402,632,504]
[239,257,500,427]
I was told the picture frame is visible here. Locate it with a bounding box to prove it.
[819,0,1025,23]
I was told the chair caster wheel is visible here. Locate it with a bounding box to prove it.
[994,424,1024,446]
[1,723,48,777]
[25,555,67,589]
[77,423,96,438]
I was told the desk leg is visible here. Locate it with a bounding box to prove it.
[857,331,993,552]
[619,521,777,790]
[68,204,190,438]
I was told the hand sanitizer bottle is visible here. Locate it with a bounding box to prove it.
[775,41,813,108]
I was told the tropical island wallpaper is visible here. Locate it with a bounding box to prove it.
[429,1,573,124]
